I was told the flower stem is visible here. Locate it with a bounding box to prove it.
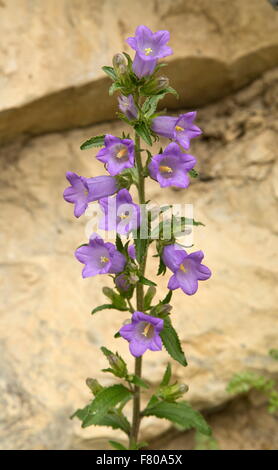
[129,131,146,449]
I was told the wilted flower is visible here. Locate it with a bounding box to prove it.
[96,135,135,176]
[63,172,118,217]
[119,311,164,357]
[148,142,196,188]
[163,244,211,295]
[99,189,141,235]
[151,112,202,150]
[75,233,126,278]
[118,94,138,120]
[126,25,172,78]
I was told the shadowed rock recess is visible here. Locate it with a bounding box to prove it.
[0,0,278,450]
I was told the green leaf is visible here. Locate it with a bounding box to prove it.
[115,234,124,252]
[142,95,164,118]
[102,66,117,81]
[122,52,133,70]
[109,440,127,450]
[189,168,199,178]
[91,303,129,315]
[161,290,172,305]
[160,363,172,387]
[194,431,219,450]
[160,317,187,367]
[133,233,148,264]
[72,405,131,434]
[143,401,211,436]
[80,135,105,150]
[139,275,157,287]
[128,374,149,389]
[134,122,153,145]
[83,384,132,427]
[227,372,275,395]
[269,349,278,360]
[163,86,179,99]
[102,287,127,310]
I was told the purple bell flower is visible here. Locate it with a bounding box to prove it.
[163,244,211,295]
[115,273,132,292]
[118,95,138,120]
[151,112,202,150]
[96,135,135,176]
[99,189,141,235]
[75,233,126,278]
[128,244,136,260]
[63,172,117,218]
[119,311,164,357]
[148,142,196,188]
[126,25,173,78]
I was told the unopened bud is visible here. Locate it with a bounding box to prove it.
[129,273,139,285]
[159,382,189,402]
[156,76,169,91]
[112,53,127,76]
[107,353,127,378]
[86,378,103,396]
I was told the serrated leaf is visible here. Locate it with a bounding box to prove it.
[134,122,152,145]
[160,317,187,367]
[143,401,211,435]
[102,66,117,81]
[80,135,105,150]
[116,234,124,252]
[72,405,131,434]
[139,275,157,287]
[109,440,127,450]
[160,363,172,387]
[91,304,129,315]
[82,384,132,427]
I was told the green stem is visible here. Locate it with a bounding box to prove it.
[129,131,147,449]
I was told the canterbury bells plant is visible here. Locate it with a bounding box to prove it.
[64,25,212,450]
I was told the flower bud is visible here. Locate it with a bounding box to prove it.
[107,352,128,378]
[159,382,189,401]
[112,53,127,76]
[86,378,103,396]
[156,76,169,91]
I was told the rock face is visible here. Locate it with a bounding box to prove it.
[0,64,278,448]
[1,0,278,144]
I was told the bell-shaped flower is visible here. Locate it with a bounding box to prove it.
[96,135,134,176]
[151,112,202,150]
[99,189,141,235]
[118,95,138,120]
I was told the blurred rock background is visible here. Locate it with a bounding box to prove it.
[0,0,278,450]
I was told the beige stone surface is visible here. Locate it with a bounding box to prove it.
[0,67,278,449]
[1,0,278,144]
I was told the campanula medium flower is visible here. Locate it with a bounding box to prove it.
[126,25,173,78]
[119,311,164,357]
[99,189,141,235]
[118,94,138,120]
[151,112,202,150]
[163,244,211,295]
[96,135,135,176]
[63,172,118,218]
[148,142,196,188]
[75,234,126,278]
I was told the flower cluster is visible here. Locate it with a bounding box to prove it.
[63,25,211,360]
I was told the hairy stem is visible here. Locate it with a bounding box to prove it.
[129,131,147,449]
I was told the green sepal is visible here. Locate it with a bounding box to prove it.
[134,121,153,145]
[160,363,172,387]
[139,275,157,287]
[161,290,172,305]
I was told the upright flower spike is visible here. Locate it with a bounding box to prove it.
[75,234,126,278]
[126,25,173,78]
[63,172,118,217]
[96,135,135,176]
[151,112,202,150]
[119,311,164,357]
[118,94,138,120]
[148,142,196,188]
[163,244,211,295]
[99,189,141,235]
